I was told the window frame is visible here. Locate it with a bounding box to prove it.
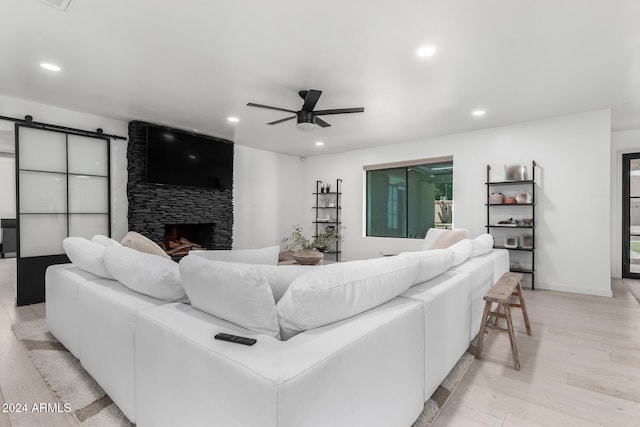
[364,156,453,239]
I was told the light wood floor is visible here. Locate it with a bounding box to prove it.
[434,278,640,426]
[0,258,639,426]
[0,258,78,427]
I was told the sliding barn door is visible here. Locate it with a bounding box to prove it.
[15,125,110,305]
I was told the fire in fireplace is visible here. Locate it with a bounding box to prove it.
[163,223,213,256]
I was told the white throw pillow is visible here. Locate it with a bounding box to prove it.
[190,246,280,265]
[471,234,494,257]
[91,234,122,247]
[255,265,317,303]
[103,245,186,302]
[449,239,473,266]
[179,255,280,338]
[63,237,114,279]
[277,256,419,340]
[121,231,170,259]
[398,249,455,284]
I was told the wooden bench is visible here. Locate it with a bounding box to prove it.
[475,272,532,370]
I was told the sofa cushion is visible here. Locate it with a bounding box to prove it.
[277,256,419,340]
[471,234,494,257]
[190,246,280,265]
[449,239,473,266]
[398,249,454,284]
[91,234,122,247]
[121,231,170,259]
[62,237,114,279]
[179,255,281,339]
[256,265,316,302]
[103,245,186,302]
[422,228,469,250]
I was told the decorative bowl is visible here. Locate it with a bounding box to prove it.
[293,249,324,265]
[516,192,532,204]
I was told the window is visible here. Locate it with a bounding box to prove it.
[366,157,453,238]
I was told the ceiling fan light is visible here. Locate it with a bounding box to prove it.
[296,122,315,131]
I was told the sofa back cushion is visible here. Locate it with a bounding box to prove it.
[121,231,170,259]
[449,239,473,266]
[422,228,469,250]
[91,234,122,247]
[63,237,114,279]
[103,245,187,302]
[397,249,454,284]
[276,256,419,340]
[471,234,494,257]
[255,265,316,302]
[190,246,280,265]
[179,255,281,339]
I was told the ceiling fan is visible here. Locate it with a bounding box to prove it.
[247,89,364,130]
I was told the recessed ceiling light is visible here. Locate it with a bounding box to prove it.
[227,117,239,123]
[472,110,486,117]
[315,141,324,146]
[40,63,61,72]
[416,46,437,57]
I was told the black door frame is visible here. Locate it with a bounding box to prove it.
[622,152,640,279]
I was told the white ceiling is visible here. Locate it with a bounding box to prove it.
[1,0,639,157]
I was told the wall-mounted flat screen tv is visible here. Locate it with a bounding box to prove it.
[146,125,233,190]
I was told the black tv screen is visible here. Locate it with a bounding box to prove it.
[146,125,233,190]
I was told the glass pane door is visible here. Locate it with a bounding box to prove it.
[623,154,640,278]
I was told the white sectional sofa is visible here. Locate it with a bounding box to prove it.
[45,233,508,426]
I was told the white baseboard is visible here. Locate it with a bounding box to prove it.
[534,281,613,298]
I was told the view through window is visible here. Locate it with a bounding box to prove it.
[366,158,453,238]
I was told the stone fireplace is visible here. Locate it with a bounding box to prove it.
[126,121,233,249]
[163,223,214,250]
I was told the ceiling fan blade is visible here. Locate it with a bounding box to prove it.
[247,103,296,113]
[267,116,296,125]
[315,117,331,128]
[314,107,365,116]
[301,89,322,112]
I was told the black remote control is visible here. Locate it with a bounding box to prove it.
[214,332,256,346]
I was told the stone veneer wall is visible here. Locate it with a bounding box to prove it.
[126,121,233,249]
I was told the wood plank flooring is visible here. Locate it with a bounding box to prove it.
[0,258,78,427]
[434,278,640,426]
[0,257,638,426]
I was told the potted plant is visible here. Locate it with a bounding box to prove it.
[281,225,343,265]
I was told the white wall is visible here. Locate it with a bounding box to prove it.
[302,110,612,297]
[233,145,305,249]
[610,128,640,278]
[0,156,15,238]
[0,94,129,239]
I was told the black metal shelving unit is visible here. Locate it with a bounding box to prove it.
[313,179,342,262]
[486,161,536,289]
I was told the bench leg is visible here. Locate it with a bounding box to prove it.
[475,300,492,359]
[515,282,532,336]
[504,303,521,371]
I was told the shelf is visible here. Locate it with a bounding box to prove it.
[486,180,535,186]
[486,203,534,206]
[487,162,536,290]
[487,225,534,229]
[322,250,342,255]
[313,221,341,224]
[494,245,534,252]
[312,192,341,195]
[510,267,534,274]
[313,206,341,209]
